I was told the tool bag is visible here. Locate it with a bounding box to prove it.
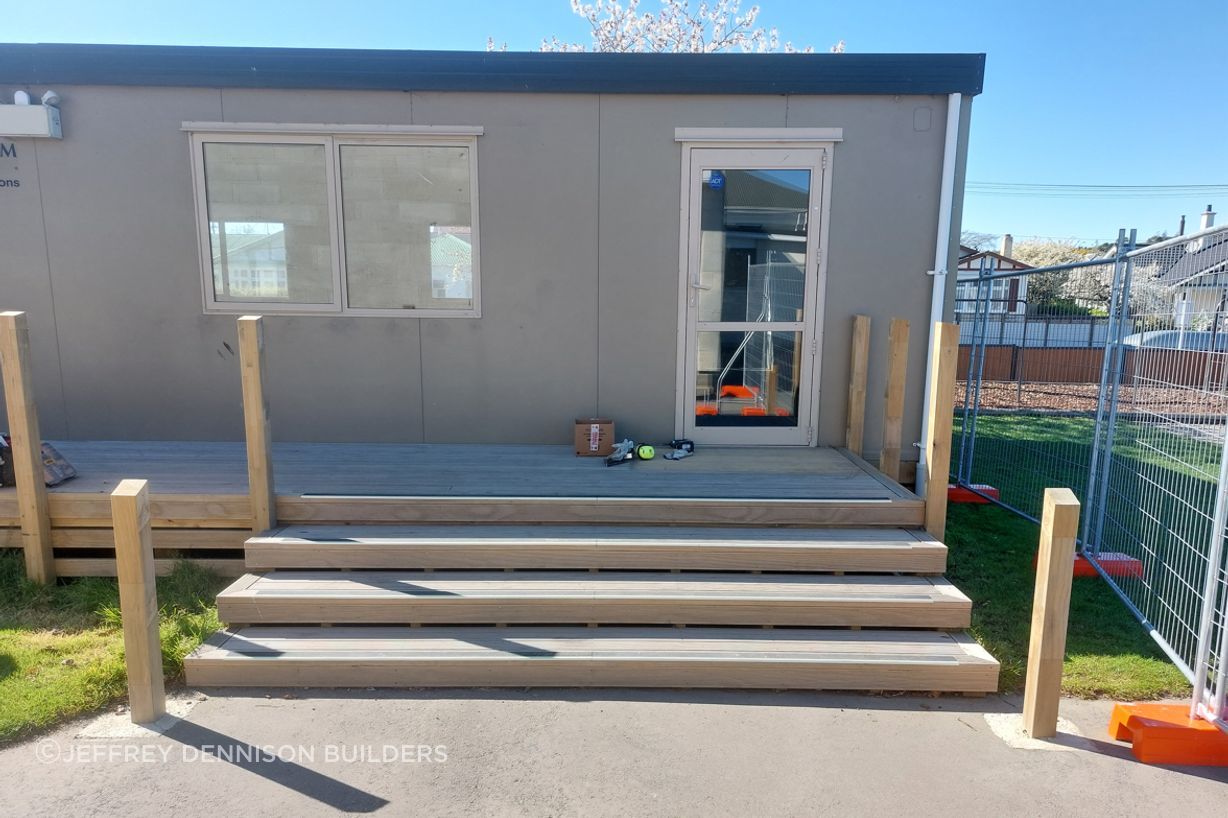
[0,437,13,487]
[0,434,77,487]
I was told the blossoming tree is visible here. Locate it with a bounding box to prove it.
[489,1,844,54]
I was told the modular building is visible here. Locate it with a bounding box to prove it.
[0,44,982,464]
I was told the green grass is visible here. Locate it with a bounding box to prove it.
[945,502,1191,699]
[957,413,1220,521]
[0,552,225,743]
[954,411,1221,693]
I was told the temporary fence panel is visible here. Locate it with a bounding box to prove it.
[954,224,1228,730]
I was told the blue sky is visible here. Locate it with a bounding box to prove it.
[4,0,1226,246]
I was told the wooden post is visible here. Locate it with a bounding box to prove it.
[1022,488,1080,738]
[879,318,910,482]
[237,316,275,533]
[111,479,166,724]
[845,315,871,456]
[923,322,959,540]
[765,365,778,415]
[0,311,54,584]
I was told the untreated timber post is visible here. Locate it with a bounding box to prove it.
[1022,488,1080,738]
[765,365,779,415]
[845,315,871,457]
[0,311,54,583]
[111,479,166,724]
[237,316,275,533]
[879,318,910,482]
[923,322,959,540]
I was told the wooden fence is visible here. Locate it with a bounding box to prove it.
[958,345,1228,387]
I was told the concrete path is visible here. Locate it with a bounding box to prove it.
[2,689,1224,817]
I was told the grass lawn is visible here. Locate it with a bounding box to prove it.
[955,412,1220,522]
[945,502,1191,699]
[0,552,225,744]
[954,410,1221,696]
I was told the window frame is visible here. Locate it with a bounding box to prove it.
[187,126,482,318]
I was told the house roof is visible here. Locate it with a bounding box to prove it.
[957,249,1032,271]
[0,44,985,96]
[1146,230,1228,288]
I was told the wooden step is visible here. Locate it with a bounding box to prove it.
[185,626,999,692]
[215,571,972,628]
[275,495,925,527]
[244,525,947,573]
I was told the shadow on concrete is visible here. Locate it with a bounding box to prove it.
[197,683,1019,713]
[161,719,389,813]
[191,686,1228,783]
[1042,731,1228,783]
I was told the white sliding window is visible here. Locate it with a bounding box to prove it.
[189,127,481,317]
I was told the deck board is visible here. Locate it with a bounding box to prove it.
[215,570,971,627]
[186,626,999,691]
[0,441,908,501]
[245,525,945,572]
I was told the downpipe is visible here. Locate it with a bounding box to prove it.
[916,92,962,498]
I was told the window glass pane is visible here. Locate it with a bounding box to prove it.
[696,168,810,323]
[203,142,334,304]
[340,145,474,310]
[695,330,801,427]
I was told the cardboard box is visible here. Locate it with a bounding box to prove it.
[574,418,614,457]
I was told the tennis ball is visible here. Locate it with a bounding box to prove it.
[636,444,656,460]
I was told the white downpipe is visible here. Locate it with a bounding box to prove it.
[915,92,963,499]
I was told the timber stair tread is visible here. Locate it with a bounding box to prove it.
[185,626,1000,692]
[215,570,972,628]
[244,525,946,573]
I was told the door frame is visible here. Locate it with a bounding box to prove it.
[672,130,839,446]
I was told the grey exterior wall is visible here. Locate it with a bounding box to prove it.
[0,85,964,460]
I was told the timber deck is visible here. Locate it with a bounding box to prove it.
[0,443,923,576]
[0,438,998,692]
[2,441,910,499]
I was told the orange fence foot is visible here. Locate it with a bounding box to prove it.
[1031,551,1143,578]
[1074,553,1144,578]
[1109,703,1228,766]
[947,484,999,503]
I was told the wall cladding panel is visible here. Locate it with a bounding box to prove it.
[410,93,601,443]
[0,134,68,437]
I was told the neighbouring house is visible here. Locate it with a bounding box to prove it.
[0,43,982,456]
[1145,207,1227,330]
[955,233,1033,315]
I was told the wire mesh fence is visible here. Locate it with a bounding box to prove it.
[953,224,1228,728]
[953,247,1123,522]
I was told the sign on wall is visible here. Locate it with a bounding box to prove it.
[0,141,19,188]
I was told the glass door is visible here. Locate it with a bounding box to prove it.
[680,147,826,445]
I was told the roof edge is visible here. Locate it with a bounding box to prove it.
[0,43,986,96]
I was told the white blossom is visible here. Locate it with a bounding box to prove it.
[513,1,841,54]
